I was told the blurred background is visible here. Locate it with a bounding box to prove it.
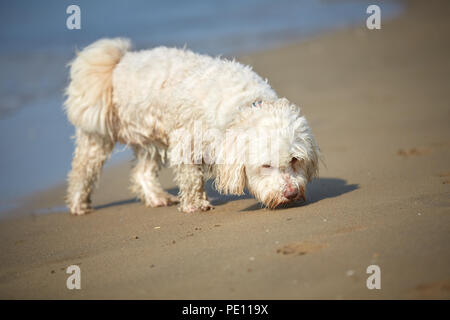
[0,0,403,213]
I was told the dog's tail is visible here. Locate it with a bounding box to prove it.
[64,38,131,138]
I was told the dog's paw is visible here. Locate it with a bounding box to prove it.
[145,192,179,207]
[69,202,92,216]
[179,200,214,213]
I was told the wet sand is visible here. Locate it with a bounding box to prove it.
[0,0,449,299]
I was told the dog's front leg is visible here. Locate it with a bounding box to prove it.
[173,164,213,213]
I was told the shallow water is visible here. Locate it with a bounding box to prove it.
[0,0,403,212]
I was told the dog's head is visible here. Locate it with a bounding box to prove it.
[215,98,320,208]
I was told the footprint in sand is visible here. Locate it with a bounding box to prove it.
[397,147,432,158]
[410,279,450,299]
[438,172,450,184]
[276,226,367,256]
[276,242,326,256]
[333,225,367,235]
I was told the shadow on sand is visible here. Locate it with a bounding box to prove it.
[94,177,358,212]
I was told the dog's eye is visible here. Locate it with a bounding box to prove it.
[262,164,271,169]
[290,158,301,172]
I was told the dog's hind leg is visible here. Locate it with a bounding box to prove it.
[173,164,213,213]
[130,146,179,207]
[66,129,114,215]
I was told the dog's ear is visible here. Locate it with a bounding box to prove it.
[299,138,320,182]
[214,128,247,195]
[215,164,246,195]
[307,144,320,181]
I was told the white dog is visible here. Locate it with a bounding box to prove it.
[65,38,319,214]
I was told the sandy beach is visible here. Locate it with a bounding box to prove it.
[0,0,449,299]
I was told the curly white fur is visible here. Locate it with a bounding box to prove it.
[65,38,319,214]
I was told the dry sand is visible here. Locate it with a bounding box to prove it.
[0,0,449,299]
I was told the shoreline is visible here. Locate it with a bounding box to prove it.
[1,0,449,299]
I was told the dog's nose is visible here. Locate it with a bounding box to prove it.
[283,186,298,200]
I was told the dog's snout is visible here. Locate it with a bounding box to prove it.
[283,186,298,200]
